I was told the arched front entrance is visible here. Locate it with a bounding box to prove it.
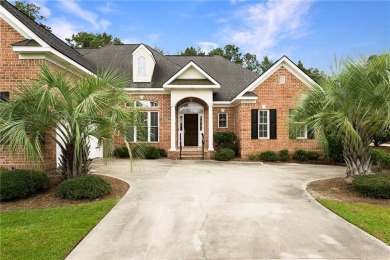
[178,102,204,147]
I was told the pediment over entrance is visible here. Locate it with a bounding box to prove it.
[163,61,220,91]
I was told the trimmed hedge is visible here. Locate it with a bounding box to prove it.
[144,146,161,159]
[56,175,111,200]
[258,151,278,161]
[352,173,390,199]
[293,150,308,161]
[293,150,320,161]
[214,131,238,155]
[0,169,51,201]
[215,148,235,161]
[113,147,130,158]
[278,149,289,161]
[371,149,390,169]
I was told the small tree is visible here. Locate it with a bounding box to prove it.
[290,54,390,177]
[0,65,134,179]
[15,0,52,32]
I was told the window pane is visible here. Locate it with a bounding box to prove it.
[137,127,148,142]
[138,56,146,75]
[150,127,158,142]
[150,112,158,127]
[258,110,268,138]
[128,127,135,142]
[219,113,227,128]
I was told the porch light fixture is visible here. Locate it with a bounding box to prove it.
[140,95,144,100]
[261,104,266,109]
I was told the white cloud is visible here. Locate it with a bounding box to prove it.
[48,18,80,41]
[198,41,219,53]
[147,33,161,44]
[99,2,114,14]
[122,37,139,44]
[230,0,246,4]
[57,0,108,31]
[225,0,314,58]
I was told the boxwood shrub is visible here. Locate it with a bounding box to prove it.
[215,148,235,161]
[293,150,308,161]
[258,151,278,161]
[0,169,51,201]
[214,131,238,155]
[371,149,390,169]
[145,146,161,159]
[278,149,289,161]
[352,173,390,199]
[56,175,111,200]
[113,147,130,158]
[306,151,320,161]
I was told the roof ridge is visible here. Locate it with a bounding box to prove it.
[143,44,182,68]
[213,55,260,77]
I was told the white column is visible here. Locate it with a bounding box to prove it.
[170,105,176,151]
[208,104,214,151]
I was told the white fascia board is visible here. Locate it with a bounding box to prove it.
[164,85,220,90]
[232,56,318,103]
[123,88,167,94]
[13,46,95,75]
[213,102,234,108]
[132,44,156,64]
[163,61,221,88]
[0,6,48,47]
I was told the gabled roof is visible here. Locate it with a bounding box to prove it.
[0,0,96,73]
[12,39,40,46]
[232,56,318,102]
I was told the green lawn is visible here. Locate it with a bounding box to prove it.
[0,199,117,260]
[318,199,390,245]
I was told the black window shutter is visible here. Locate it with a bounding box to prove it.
[251,109,258,139]
[0,92,10,102]
[270,109,277,139]
[308,128,315,139]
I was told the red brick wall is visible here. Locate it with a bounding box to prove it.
[0,18,56,172]
[236,66,320,158]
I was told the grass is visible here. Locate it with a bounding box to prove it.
[0,199,118,260]
[318,199,390,245]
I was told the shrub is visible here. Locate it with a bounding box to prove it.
[158,148,167,158]
[56,175,111,199]
[306,151,320,161]
[258,151,278,161]
[0,170,51,201]
[293,150,308,161]
[0,167,9,173]
[352,173,390,199]
[215,148,235,161]
[144,146,161,159]
[278,149,289,161]
[371,149,390,169]
[214,131,237,154]
[113,147,130,158]
[327,135,344,162]
[248,153,257,161]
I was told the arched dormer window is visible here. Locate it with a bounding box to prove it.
[138,56,146,75]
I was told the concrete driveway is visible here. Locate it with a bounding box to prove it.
[67,159,389,259]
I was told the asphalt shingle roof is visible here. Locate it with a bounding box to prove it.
[1,0,96,73]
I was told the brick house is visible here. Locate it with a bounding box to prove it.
[0,0,319,172]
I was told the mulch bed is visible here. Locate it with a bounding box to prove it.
[0,175,129,212]
[307,176,390,206]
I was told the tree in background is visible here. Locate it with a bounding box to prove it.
[179,46,205,56]
[0,65,134,179]
[259,56,274,73]
[290,54,390,177]
[15,0,51,32]
[66,32,123,48]
[297,60,326,84]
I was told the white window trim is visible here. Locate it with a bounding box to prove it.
[258,110,270,139]
[218,112,228,128]
[130,111,159,143]
[296,126,308,140]
[279,75,286,85]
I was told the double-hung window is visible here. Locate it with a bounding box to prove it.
[258,110,269,138]
[128,111,159,142]
[218,113,228,128]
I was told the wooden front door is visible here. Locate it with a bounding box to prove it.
[184,114,198,146]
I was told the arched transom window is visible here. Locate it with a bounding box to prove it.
[179,102,204,114]
[138,56,146,75]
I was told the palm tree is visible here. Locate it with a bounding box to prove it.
[0,64,134,179]
[290,54,390,177]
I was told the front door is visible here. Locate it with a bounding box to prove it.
[184,114,198,146]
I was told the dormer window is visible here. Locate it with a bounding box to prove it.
[138,56,146,75]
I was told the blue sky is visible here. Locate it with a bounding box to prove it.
[19,0,390,72]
